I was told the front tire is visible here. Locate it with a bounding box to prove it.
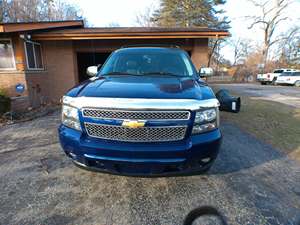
[261,82,267,85]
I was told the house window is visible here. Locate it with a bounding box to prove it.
[0,39,16,70]
[25,41,43,70]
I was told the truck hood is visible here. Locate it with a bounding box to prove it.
[66,76,215,100]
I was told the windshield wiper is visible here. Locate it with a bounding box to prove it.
[142,72,181,77]
[101,71,140,76]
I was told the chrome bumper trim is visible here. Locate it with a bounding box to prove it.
[73,160,88,167]
[82,108,191,121]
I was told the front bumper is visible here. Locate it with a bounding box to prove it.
[58,125,222,176]
[275,80,293,85]
[257,78,271,82]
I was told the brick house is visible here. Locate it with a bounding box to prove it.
[0,20,229,110]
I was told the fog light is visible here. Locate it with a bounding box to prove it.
[201,157,211,163]
[69,152,76,159]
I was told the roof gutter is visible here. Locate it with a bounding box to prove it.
[0,20,84,33]
[32,32,230,41]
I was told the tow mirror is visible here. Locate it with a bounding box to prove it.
[86,66,98,77]
[199,67,214,78]
[87,64,102,77]
[215,89,241,113]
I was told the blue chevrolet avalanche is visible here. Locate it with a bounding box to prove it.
[58,46,222,176]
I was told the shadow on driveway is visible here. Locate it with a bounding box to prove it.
[211,122,284,175]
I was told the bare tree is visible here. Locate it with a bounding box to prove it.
[208,39,223,67]
[276,26,300,65]
[230,38,254,65]
[0,0,84,23]
[135,5,156,27]
[247,0,291,72]
[0,0,8,22]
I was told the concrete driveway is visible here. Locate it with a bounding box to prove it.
[212,83,300,108]
[0,111,299,225]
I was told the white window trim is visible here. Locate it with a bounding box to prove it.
[24,40,44,70]
[0,38,16,70]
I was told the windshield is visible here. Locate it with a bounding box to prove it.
[280,72,293,76]
[292,72,300,76]
[99,48,197,77]
[273,70,284,73]
[280,72,300,76]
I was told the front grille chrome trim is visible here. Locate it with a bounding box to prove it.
[63,96,220,111]
[82,108,191,121]
[84,122,187,142]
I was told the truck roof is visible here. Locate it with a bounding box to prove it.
[115,46,186,54]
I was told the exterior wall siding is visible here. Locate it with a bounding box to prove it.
[42,40,77,102]
[0,35,31,111]
[26,40,77,105]
[191,39,209,69]
[26,71,49,108]
[0,34,27,97]
[0,71,27,96]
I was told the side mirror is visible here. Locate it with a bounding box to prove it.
[199,67,214,77]
[215,89,241,113]
[86,66,98,77]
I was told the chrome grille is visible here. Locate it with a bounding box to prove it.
[84,123,187,142]
[82,108,190,120]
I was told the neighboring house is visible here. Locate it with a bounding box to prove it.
[0,20,229,110]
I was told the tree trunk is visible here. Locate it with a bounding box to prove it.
[207,40,219,67]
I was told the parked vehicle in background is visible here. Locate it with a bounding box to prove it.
[257,69,297,85]
[275,71,300,87]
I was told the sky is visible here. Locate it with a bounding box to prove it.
[67,0,300,61]
[68,0,160,27]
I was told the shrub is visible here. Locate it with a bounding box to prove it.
[0,89,6,96]
[0,89,11,115]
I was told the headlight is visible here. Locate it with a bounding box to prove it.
[192,108,219,134]
[62,104,81,131]
[194,108,217,123]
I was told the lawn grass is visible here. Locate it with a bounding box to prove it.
[219,95,300,162]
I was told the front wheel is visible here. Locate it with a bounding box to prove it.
[295,81,300,87]
[261,82,267,85]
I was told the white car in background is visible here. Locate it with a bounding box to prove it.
[275,71,300,87]
[257,68,297,85]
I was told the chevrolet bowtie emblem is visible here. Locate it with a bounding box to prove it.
[122,120,146,128]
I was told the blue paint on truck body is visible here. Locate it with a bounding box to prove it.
[58,47,222,176]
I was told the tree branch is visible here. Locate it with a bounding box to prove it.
[248,20,269,29]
